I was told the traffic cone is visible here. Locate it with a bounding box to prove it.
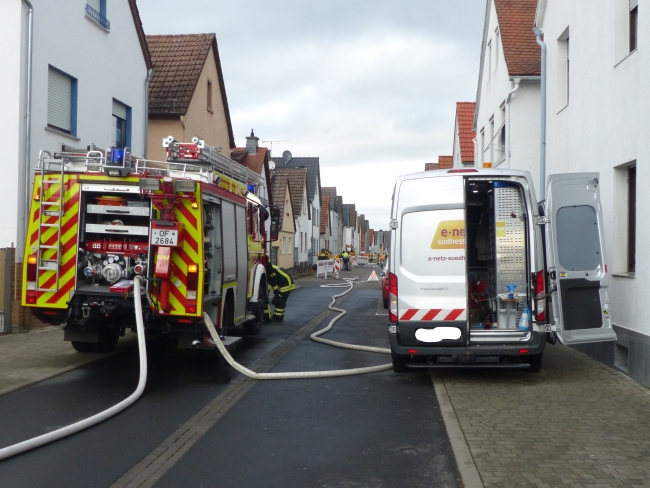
[367,271,379,282]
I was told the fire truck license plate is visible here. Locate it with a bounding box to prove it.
[151,229,179,246]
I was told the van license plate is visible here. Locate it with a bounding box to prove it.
[151,229,178,246]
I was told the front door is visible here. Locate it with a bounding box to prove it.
[544,173,615,344]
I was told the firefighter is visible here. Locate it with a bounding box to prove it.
[342,250,350,271]
[264,261,296,322]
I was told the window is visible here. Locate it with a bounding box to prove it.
[48,66,77,136]
[495,28,500,70]
[85,0,109,30]
[112,99,131,149]
[207,79,213,112]
[487,40,492,80]
[489,116,495,165]
[628,165,636,272]
[557,28,570,109]
[282,236,286,255]
[630,2,638,52]
[288,237,292,255]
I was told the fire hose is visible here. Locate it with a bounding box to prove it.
[0,275,389,460]
[0,276,149,461]
[204,277,392,379]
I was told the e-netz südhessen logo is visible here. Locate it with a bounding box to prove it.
[430,220,465,250]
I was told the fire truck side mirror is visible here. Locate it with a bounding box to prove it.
[270,207,281,242]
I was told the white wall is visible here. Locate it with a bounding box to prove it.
[310,187,320,264]
[475,0,540,187]
[0,0,149,251]
[539,0,646,336]
[294,186,310,264]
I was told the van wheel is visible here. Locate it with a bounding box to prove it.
[71,341,94,353]
[94,326,119,353]
[523,353,542,373]
[383,297,389,309]
[391,351,409,373]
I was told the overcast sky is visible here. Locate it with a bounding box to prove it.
[138,0,486,229]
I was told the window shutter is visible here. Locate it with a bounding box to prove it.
[48,68,71,131]
[112,100,127,120]
[630,0,638,10]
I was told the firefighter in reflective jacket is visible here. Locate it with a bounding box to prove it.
[264,262,296,322]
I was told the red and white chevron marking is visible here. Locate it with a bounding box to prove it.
[399,308,466,321]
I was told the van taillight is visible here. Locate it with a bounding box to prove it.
[27,255,37,282]
[388,272,398,323]
[535,271,546,321]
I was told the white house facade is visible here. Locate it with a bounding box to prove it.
[474,0,542,190]
[536,0,650,384]
[0,0,151,255]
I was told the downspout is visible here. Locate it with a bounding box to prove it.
[505,78,521,169]
[143,68,153,158]
[19,0,34,264]
[534,26,547,200]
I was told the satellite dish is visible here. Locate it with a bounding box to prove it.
[282,150,292,162]
[269,161,276,170]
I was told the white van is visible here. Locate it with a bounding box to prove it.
[387,168,615,372]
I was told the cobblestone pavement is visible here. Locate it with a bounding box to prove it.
[439,344,650,488]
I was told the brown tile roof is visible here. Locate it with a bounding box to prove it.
[456,102,476,163]
[273,168,307,216]
[494,0,541,76]
[320,196,330,234]
[146,33,235,148]
[425,162,439,171]
[271,172,289,229]
[438,155,453,169]
[321,187,337,211]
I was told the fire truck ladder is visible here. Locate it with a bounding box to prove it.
[164,137,264,188]
[35,151,67,292]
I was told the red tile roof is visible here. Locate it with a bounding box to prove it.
[320,196,330,234]
[438,156,453,169]
[456,102,476,164]
[424,163,439,171]
[273,168,307,216]
[494,0,541,76]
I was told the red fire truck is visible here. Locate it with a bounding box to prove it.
[21,137,277,353]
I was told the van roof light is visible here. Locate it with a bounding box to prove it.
[447,169,479,173]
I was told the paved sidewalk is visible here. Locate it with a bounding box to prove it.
[438,344,650,488]
[0,327,137,396]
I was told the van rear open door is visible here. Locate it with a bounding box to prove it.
[544,173,616,344]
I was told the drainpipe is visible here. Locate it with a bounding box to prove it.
[18,0,34,264]
[143,68,153,158]
[534,26,547,200]
[472,137,478,168]
[505,78,521,169]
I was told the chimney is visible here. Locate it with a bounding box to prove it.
[246,129,259,155]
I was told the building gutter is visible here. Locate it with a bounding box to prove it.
[18,0,34,264]
[534,26,547,201]
[505,78,521,169]
[143,68,152,158]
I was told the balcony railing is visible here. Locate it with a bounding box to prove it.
[85,4,110,31]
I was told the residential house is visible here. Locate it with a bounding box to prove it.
[270,171,296,268]
[319,195,332,253]
[342,203,353,251]
[274,168,310,265]
[231,130,273,253]
[439,156,453,169]
[452,102,477,168]
[535,0,649,384]
[1,0,152,252]
[272,151,322,264]
[146,33,235,161]
[337,196,344,255]
[321,187,340,254]
[474,0,541,189]
[369,229,375,252]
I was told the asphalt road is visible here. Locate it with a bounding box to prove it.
[0,280,460,487]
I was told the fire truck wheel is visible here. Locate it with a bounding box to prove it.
[71,341,94,353]
[391,351,409,373]
[94,326,119,353]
